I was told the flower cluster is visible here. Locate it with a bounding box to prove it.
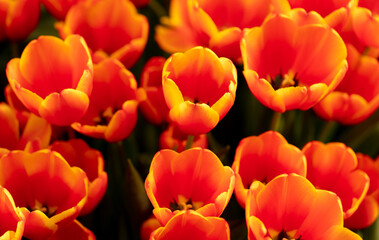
[0,0,378,240]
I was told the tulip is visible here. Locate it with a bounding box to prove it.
[138,56,170,125]
[150,210,230,240]
[0,150,88,239]
[162,47,237,135]
[6,35,93,126]
[56,0,149,69]
[302,141,370,218]
[0,186,25,240]
[145,148,235,225]
[50,138,108,215]
[156,0,273,62]
[345,153,379,229]
[0,0,40,41]
[71,58,139,142]
[232,131,306,208]
[241,12,347,112]
[246,174,362,240]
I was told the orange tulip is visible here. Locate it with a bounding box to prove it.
[159,124,208,152]
[273,0,353,17]
[232,131,306,208]
[302,141,369,218]
[351,0,379,48]
[41,0,85,20]
[241,12,348,112]
[49,220,95,240]
[56,0,149,69]
[0,150,88,239]
[246,174,362,240]
[6,35,93,126]
[162,47,237,135]
[150,210,230,240]
[71,58,139,142]
[50,138,108,215]
[138,56,170,125]
[0,186,25,240]
[0,102,51,156]
[140,215,161,240]
[144,148,235,226]
[313,45,379,124]
[345,153,379,229]
[156,0,273,62]
[4,85,30,127]
[0,0,40,41]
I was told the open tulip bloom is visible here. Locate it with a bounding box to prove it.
[162,46,237,135]
[6,35,93,126]
[232,130,306,208]
[246,174,361,240]
[241,11,348,113]
[144,148,235,226]
[0,150,89,239]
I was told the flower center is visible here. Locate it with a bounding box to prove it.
[27,201,57,218]
[268,71,299,90]
[169,195,202,211]
[93,106,115,125]
[273,230,302,240]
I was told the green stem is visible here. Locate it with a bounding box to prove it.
[149,0,167,18]
[317,121,338,143]
[185,135,194,150]
[270,111,282,132]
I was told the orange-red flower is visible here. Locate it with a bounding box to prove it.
[0,0,40,41]
[138,56,170,125]
[49,220,95,240]
[56,0,149,69]
[0,186,25,240]
[156,0,273,62]
[6,35,93,126]
[162,47,237,135]
[41,0,85,20]
[50,138,108,215]
[273,0,353,18]
[159,124,208,152]
[241,12,348,112]
[0,150,88,239]
[246,174,362,240]
[150,210,230,240]
[71,58,139,142]
[302,141,369,218]
[232,131,306,208]
[0,102,51,156]
[140,215,162,240]
[144,148,235,226]
[4,85,30,127]
[345,153,379,229]
[351,0,379,48]
[313,45,379,124]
